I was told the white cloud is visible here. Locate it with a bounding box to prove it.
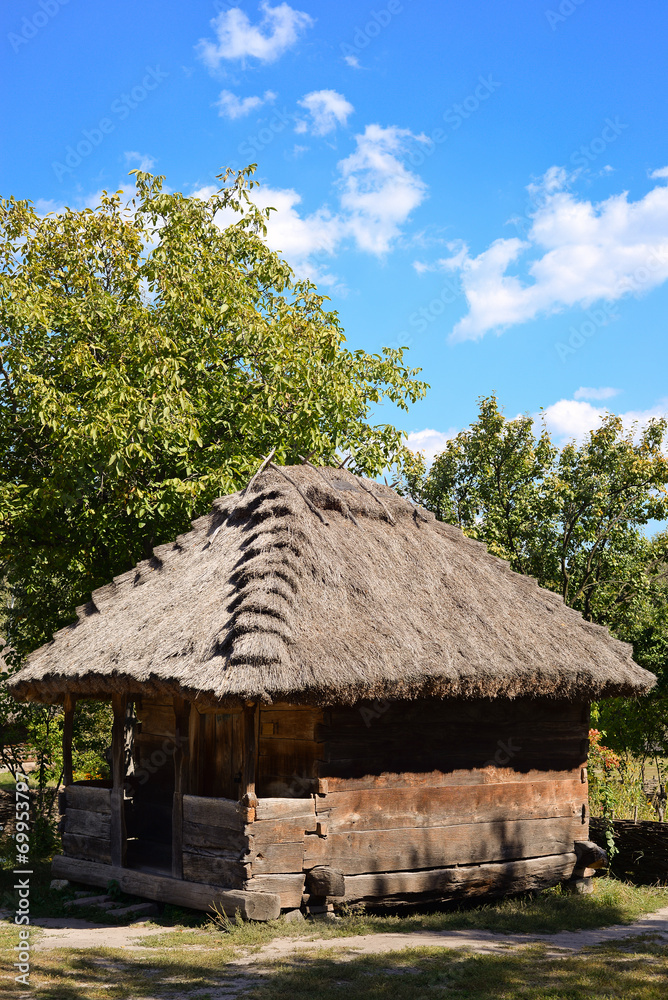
[296,89,354,136]
[250,185,344,282]
[650,166,668,179]
[406,428,456,463]
[338,124,429,254]
[190,125,427,285]
[215,89,276,119]
[196,2,313,68]
[195,123,426,274]
[124,151,156,172]
[344,54,361,69]
[436,167,668,341]
[541,396,668,442]
[573,386,619,401]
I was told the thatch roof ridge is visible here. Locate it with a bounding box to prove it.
[8,463,656,705]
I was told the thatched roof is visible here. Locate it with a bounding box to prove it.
[9,464,655,706]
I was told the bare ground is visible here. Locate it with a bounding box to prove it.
[17,903,668,959]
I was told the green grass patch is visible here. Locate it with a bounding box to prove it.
[142,877,668,951]
[6,935,668,999]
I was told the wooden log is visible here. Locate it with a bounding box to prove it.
[50,855,281,920]
[110,693,127,868]
[241,703,258,803]
[340,853,578,903]
[305,866,345,897]
[246,817,316,844]
[183,795,243,831]
[316,779,586,832]
[182,850,247,888]
[318,766,585,792]
[246,841,306,875]
[65,785,112,814]
[63,808,111,839]
[172,695,191,879]
[183,820,247,853]
[62,693,75,788]
[573,840,607,870]
[62,833,111,864]
[243,873,305,910]
[303,816,583,875]
[254,797,317,822]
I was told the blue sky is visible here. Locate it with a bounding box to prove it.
[2,0,668,457]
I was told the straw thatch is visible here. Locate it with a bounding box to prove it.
[8,464,655,706]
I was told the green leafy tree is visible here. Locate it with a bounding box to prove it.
[0,166,427,841]
[402,395,668,760]
[0,166,427,661]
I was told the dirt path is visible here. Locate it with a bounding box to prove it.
[16,904,668,957]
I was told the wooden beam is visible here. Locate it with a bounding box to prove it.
[240,703,259,804]
[172,695,191,879]
[339,853,578,903]
[51,855,281,920]
[110,693,127,868]
[65,785,111,814]
[62,693,76,788]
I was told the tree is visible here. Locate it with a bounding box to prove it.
[0,167,427,846]
[0,166,427,661]
[402,395,668,759]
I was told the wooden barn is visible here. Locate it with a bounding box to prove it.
[8,463,655,919]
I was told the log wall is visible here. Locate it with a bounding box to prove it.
[61,783,112,864]
[60,696,589,910]
[182,794,248,888]
[256,703,323,797]
[293,697,590,902]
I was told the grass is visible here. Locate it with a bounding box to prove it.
[138,877,668,951]
[1,878,667,998]
[4,935,668,999]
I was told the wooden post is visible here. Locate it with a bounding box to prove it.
[172,695,191,879]
[62,693,75,787]
[110,692,127,868]
[240,702,259,808]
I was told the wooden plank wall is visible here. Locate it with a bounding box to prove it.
[304,697,590,882]
[182,794,248,888]
[190,708,244,799]
[62,695,588,909]
[62,784,112,863]
[256,704,323,797]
